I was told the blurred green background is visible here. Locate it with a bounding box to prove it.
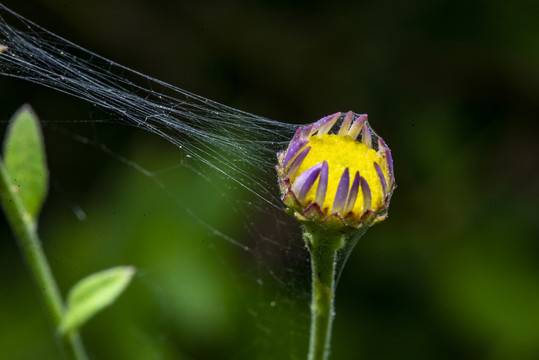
[1,0,538,359]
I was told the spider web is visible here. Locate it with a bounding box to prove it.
[0,4,362,359]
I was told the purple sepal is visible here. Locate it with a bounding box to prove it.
[301,124,314,138]
[378,137,394,184]
[286,146,311,179]
[291,162,323,202]
[348,114,367,140]
[283,138,308,169]
[374,161,387,197]
[344,171,360,214]
[362,123,372,148]
[289,126,302,148]
[317,112,341,136]
[332,168,350,214]
[312,112,340,134]
[315,160,329,207]
[359,175,371,211]
[338,111,354,136]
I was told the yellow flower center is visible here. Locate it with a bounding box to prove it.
[291,134,388,215]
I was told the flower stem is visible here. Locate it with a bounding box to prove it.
[304,228,344,360]
[0,162,88,360]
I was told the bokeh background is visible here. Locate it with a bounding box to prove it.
[1,0,538,359]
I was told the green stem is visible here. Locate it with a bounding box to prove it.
[304,229,344,360]
[0,161,88,360]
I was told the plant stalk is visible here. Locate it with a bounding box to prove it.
[304,229,343,360]
[0,161,88,360]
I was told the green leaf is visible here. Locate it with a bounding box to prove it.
[59,266,136,335]
[3,105,48,221]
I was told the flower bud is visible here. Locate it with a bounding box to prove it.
[277,112,395,232]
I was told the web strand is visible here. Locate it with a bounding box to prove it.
[0,3,297,207]
[0,6,337,358]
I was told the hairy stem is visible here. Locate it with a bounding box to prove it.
[304,229,344,360]
[0,161,88,360]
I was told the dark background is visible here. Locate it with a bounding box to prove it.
[1,0,538,359]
